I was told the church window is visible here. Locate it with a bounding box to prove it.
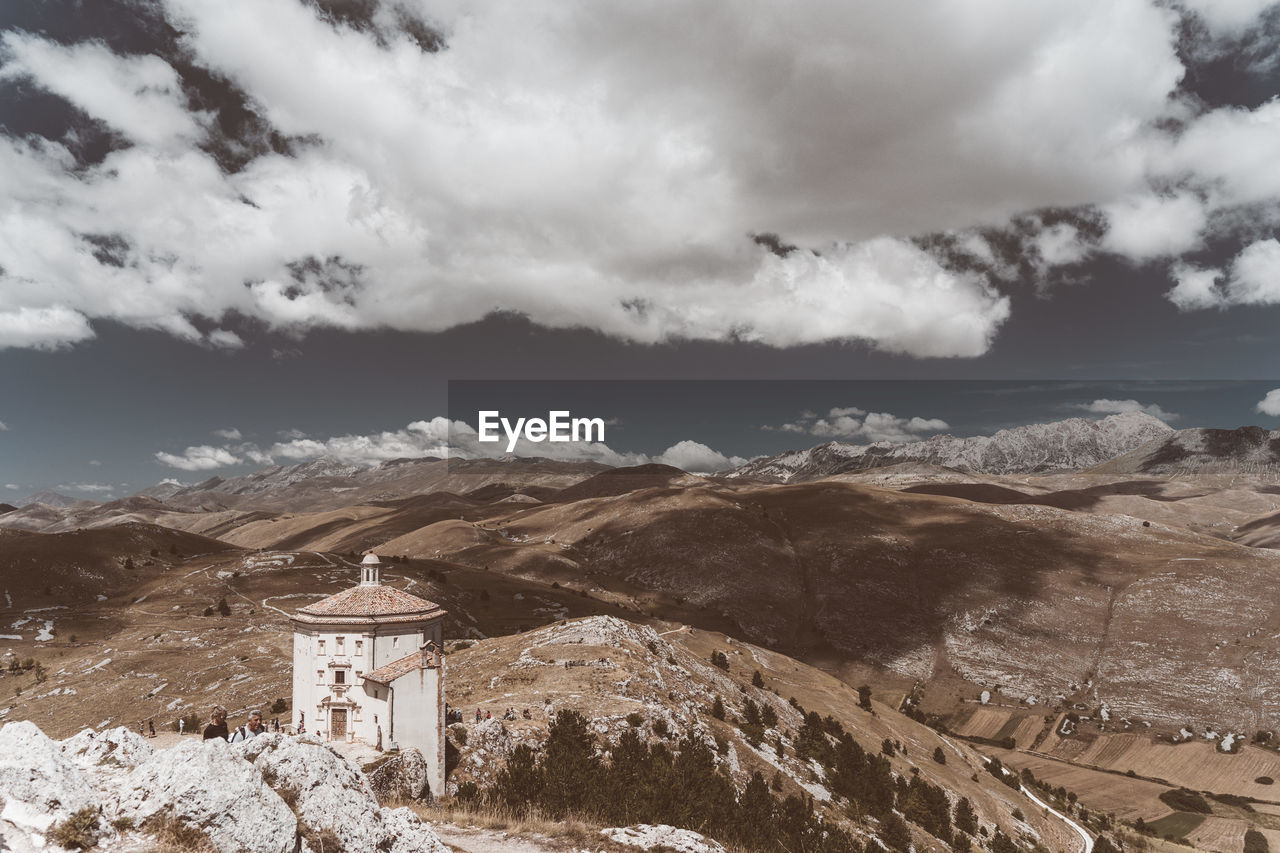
[336,636,345,654]
[355,640,363,656]
[335,670,345,685]
[317,639,326,655]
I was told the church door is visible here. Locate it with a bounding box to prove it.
[331,708,346,740]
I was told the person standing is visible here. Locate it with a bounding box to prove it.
[229,710,265,743]
[148,720,155,738]
[203,707,229,741]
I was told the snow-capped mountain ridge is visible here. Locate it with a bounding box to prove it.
[730,412,1174,481]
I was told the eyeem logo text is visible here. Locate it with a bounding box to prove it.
[477,411,606,453]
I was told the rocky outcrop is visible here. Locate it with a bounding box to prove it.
[61,725,154,772]
[112,737,296,853]
[368,747,431,802]
[0,722,448,853]
[603,824,727,853]
[0,721,96,834]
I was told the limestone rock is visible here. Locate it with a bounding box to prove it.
[61,726,154,772]
[0,720,96,834]
[381,805,450,853]
[112,737,295,853]
[238,733,445,853]
[603,824,728,853]
[368,747,431,802]
[239,732,388,852]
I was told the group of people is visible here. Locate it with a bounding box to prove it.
[470,707,533,722]
[199,707,280,742]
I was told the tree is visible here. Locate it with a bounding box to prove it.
[857,684,873,711]
[932,746,946,764]
[954,797,978,835]
[538,710,601,819]
[735,771,776,847]
[216,597,231,617]
[491,744,540,815]
[752,670,765,688]
[1094,837,1123,853]
[710,650,730,671]
[761,703,778,728]
[881,812,912,852]
[881,738,895,756]
[123,556,135,571]
[711,695,725,720]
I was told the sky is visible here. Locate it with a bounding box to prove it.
[1,0,1280,498]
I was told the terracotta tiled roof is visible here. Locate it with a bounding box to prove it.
[294,584,443,622]
[362,651,431,685]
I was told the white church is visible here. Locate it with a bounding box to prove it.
[290,553,446,798]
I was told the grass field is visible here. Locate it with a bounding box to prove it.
[1146,812,1205,841]
[1056,734,1280,800]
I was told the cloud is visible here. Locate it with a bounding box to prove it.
[55,482,115,493]
[1177,0,1279,32]
[88,459,101,466]
[0,420,7,430]
[4,483,18,490]
[1,1,1278,355]
[213,427,243,440]
[1166,239,1280,309]
[769,407,950,443]
[155,444,243,470]
[1101,193,1207,260]
[152,417,751,474]
[1077,398,1179,422]
[1257,389,1280,417]
[653,440,745,473]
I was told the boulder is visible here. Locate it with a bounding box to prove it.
[381,805,450,853]
[603,824,728,853]
[0,720,96,834]
[238,733,444,853]
[368,748,431,802]
[61,726,154,772]
[111,737,295,853]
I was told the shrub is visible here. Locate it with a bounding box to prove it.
[216,597,231,617]
[626,712,644,727]
[48,806,99,850]
[1245,828,1270,853]
[857,684,872,711]
[1258,776,1275,785]
[202,606,214,616]
[932,746,946,764]
[172,711,202,733]
[752,670,765,688]
[1158,787,1211,814]
[711,696,725,720]
[710,651,730,671]
[651,719,669,737]
[271,697,289,714]
[450,724,468,745]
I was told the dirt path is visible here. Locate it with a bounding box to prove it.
[429,824,581,853]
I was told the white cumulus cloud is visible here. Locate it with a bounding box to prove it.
[2,0,1278,354]
[155,445,243,470]
[1257,389,1280,417]
[1077,398,1179,422]
[770,407,950,443]
[653,440,745,473]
